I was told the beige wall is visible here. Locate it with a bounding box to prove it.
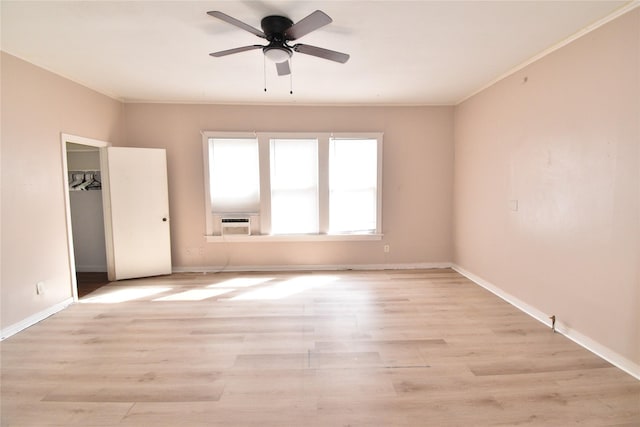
[1,52,123,330]
[122,103,454,269]
[453,10,639,370]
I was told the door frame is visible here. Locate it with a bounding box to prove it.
[61,133,109,302]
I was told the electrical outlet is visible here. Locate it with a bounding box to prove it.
[383,244,390,253]
[36,281,44,295]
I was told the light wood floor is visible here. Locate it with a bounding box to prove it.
[1,269,638,426]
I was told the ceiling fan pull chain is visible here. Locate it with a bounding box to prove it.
[263,55,267,92]
[290,57,293,95]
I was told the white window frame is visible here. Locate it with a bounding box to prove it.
[202,131,383,242]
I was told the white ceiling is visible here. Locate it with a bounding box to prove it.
[1,1,634,105]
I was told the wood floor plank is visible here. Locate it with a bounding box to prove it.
[1,401,133,427]
[42,382,225,403]
[1,268,638,426]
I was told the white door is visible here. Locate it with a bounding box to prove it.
[101,147,172,281]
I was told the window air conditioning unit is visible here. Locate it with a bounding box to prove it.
[221,218,251,236]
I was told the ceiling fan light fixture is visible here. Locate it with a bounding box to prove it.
[264,47,291,63]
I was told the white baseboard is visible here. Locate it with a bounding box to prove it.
[1,298,74,341]
[452,264,640,380]
[553,320,640,381]
[451,265,553,328]
[172,262,453,274]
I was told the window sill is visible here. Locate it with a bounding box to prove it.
[205,233,383,243]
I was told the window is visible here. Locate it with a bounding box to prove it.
[329,138,378,234]
[270,138,319,234]
[202,132,383,241]
[208,137,259,214]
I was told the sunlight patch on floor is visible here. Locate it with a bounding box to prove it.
[230,275,338,301]
[80,274,340,303]
[80,287,172,303]
[153,288,234,301]
[208,277,274,288]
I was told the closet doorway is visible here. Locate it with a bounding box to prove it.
[62,134,109,299]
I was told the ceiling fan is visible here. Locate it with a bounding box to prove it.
[207,10,350,76]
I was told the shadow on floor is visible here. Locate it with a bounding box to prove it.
[76,272,110,298]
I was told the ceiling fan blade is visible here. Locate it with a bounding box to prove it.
[207,11,266,39]
[285,10,332,40]
[209,45,263,57]
[293,44,350,63]
[276,60,291,76]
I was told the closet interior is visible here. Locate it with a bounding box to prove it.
[66,143,108,296]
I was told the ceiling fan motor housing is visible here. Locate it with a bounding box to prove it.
[261,15,294,62]
[260,16,294,39]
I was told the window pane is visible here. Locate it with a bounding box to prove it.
[209,138,260,213]
[270,139,318,234]
[329,139,378,233]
